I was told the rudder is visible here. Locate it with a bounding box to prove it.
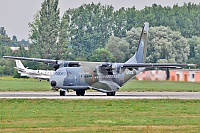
[126,22,149,63]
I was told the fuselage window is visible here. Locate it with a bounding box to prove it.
[84,75,93,78]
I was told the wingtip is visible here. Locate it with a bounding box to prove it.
[187,64,197,67]
[144,22,149,32]
[3,56,13,58]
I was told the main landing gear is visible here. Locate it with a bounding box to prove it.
[59,89,86,96]
[76,90,85,96]
[106,92,116,96]
[60,90,66,96]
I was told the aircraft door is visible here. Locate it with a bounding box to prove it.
[63,68,88,86]
[63,71,75,86]
[76,73,85,86]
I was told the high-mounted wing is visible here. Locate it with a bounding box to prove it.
[113,63,197,74]
[122,63,196,68]
[3,56,57,64]
[3,56,82,70]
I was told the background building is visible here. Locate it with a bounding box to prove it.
[136,69,200,82]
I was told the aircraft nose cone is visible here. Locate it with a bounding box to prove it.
[51,80,57,87]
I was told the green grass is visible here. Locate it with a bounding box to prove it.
[0,77,50,91]
[0,99,200,132]
[0,77,200,92]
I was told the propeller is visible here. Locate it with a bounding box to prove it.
[53,64,60,70]
[52,60,60,70]
[101,63,114,75]
[53,60,81,70]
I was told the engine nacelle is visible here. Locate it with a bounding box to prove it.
[54,61,81,70]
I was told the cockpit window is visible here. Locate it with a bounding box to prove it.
[53,69,73,77]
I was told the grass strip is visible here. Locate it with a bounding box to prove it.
[0,99,200,132]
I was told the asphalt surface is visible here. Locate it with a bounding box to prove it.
[0,91,200,99]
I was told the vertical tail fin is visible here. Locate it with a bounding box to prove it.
[126,22,149,63]
[15,60,25,69]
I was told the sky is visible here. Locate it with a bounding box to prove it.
[0,0,200,41]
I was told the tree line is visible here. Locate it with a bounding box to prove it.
[1,0,200,76]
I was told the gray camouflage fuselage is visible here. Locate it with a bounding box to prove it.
[49,62,141,92]
[50,22,149,93]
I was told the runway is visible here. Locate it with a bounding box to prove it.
[0,91,200,99]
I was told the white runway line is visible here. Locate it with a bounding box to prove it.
[0,92,200,99]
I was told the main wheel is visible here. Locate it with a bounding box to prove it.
[107,92,115,96]
[76,90,85,96]
[76,90,81,96]
[80,90,85,96]
[60,90,66,96]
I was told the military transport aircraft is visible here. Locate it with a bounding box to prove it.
[14,60,54,81]
[3,22,195,96]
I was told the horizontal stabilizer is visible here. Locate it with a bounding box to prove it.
[14,67,25,72]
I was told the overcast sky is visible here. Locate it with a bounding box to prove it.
[0,0,200,41]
